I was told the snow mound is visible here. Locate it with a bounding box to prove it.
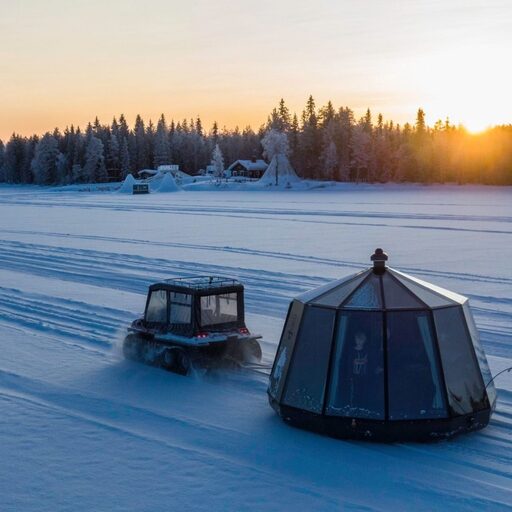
[118,174,136,193]
[156,173,181,193]
[258,154,301,188]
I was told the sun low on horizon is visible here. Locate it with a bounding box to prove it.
[0,0,511,140]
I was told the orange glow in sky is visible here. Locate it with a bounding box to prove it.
[1,0,511,140]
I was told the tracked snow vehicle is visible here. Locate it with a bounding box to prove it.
[123,276,262,374]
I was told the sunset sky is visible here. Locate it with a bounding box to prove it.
[1,0,511,141]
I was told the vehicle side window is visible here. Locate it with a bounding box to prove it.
[170,292,192,324]
[145,289,167,323]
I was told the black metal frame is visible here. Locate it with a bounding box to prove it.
[144,281,246,337]
[269,397,491,442]
[268,292,493,441]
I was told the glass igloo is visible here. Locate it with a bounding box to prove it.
[268,249,496,441]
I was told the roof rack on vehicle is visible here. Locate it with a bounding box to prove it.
[161,276,242,290]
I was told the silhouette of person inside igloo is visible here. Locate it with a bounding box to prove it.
[331,321,384,419]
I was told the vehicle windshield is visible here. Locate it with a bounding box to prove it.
[200,292,238,327]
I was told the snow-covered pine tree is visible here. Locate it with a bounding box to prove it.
[321,140,338,180]
[338,107,354,181]
[107,133,120,177]
[261,129,289,161]
[56,153,68,183]
[83,136,107,183]
[120,137,131,178]
[72,163,86,183]
[299,95,320,178]
[31,133,60,185]
[134,115,147,171]
[4,134,26,183]
[350,124,371,183]
[154,115,170,168]
[146,119,155,171]
[118,114,130,141]
[211,121,219,146]
[21,136,38,184]
[211,143,224,182]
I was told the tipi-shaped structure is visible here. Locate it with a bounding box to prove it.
[259,154,300,187]
[118,173,136,193]
[155,172,180,192]
[268,249,496,441]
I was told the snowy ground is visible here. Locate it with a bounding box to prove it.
[0,184,511,511]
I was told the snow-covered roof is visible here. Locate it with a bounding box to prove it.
[137,169,158,176]
[158,164,179,171]
[227,159,268,172]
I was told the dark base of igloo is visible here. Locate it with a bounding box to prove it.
[269,396,491,442]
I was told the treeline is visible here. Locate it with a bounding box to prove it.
[0,96,511,185]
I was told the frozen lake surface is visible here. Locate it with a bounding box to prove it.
[0,184,511,511]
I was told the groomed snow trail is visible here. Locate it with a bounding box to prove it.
[0,184,511,511]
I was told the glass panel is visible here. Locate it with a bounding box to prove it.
[268,300,304,401]
[434,307,487,415]
[145,289,167,323]
[381,271,426,310]
[390,269,463,308]
[311,271,369,307]
[326,311,385,419]
[170,292,192,305]
[387,311,447,420]
[170,292,192,325]
[200,293,238,326]
[462,301,496,408]
[170,304,191,324]
[283,306,336,413]
[343,274,382,309]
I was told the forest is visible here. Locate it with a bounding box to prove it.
[1,96,511,185]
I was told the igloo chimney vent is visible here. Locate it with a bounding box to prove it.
[371,248,388,274]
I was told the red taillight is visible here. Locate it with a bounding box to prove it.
[195,332,208,339]
[238,327,249,335]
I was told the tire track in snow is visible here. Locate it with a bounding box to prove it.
[1,230,511,287]
[0,238,510,357]
[0,286,132,350]
[0,239,321,317]
[3,196,512,225]
[1,367,510,511]
[0,369,362,510]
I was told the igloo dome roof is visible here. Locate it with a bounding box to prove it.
[297,248,466,310]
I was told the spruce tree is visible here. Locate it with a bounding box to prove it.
[4,134,26,183]
[120,137,131,178]
[299,95,320,178]
[154,114,170,168]
[211,143,224,181]
[31,133,60,185]
[22,136,38,184]
[134,114,147,170]
[350,124,371,183]
[83,136,107,182]
[321,140,338,180]
[107,133,120,177]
